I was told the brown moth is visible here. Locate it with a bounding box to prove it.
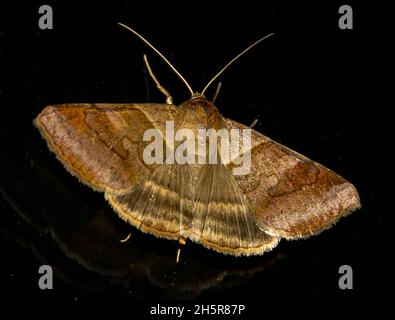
[34,23,360,257]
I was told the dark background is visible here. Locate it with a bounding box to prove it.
[0,0,388,303]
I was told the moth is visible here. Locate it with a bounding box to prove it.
[34,23,360,259]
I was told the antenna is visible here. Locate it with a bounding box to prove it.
[201,33,275,95]
[118,23,194,96]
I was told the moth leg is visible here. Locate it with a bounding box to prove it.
[143,54,173,105]
[249,118,259,128]
[120,232,131,243]
[176,237,186,263]
[212,82,222,104]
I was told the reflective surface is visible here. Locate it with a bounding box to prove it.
[1,147,284,298]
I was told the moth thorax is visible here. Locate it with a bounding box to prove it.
[177,98,223,131]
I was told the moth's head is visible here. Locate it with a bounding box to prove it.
[180,93,217,111]
[191,92,205,100]
[177,95,223,129]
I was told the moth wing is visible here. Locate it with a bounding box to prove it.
[34,103,175,195]
[224,119,361,239]
[105,164,195,240]
[190,163,278,256]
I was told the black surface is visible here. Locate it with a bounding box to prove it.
[0,0,387,303]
